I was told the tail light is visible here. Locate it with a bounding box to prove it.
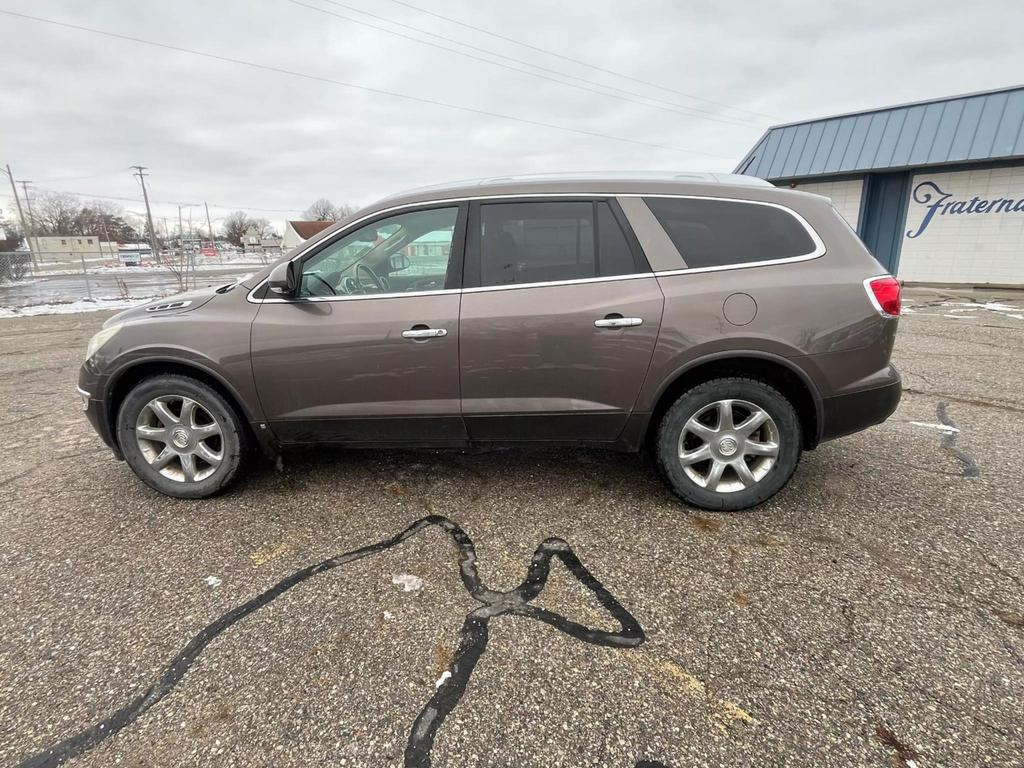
[864,276,901,317]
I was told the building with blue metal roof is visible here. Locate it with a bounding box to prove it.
[735,85,1024,286]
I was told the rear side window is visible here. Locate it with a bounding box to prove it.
[643,197,817,269]
[476,200,640,287]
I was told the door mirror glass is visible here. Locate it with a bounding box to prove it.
[389,253,411,272]
[268,261,297,295]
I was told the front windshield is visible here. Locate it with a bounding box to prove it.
[298,207,459,298]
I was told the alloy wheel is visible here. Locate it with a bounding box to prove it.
[677,399,780,493]
[135,396,224,483]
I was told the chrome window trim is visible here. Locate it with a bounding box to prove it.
[461,272,654,294]
[254,287,461,304]
[639,194,827,275]
[246,191,825,304]
[653,250,823,278]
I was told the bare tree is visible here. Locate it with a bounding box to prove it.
[302,198,339,221]
[251,217,279,239]
[222,211,250,246]
[31,191,81,235]
[76,200,140,243]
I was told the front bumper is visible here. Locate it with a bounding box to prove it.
[819,365,902,443]
[78,364,122,459]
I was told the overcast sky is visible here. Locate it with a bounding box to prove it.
[2,0,1023,228]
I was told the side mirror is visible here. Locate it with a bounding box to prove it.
[389,253,411,272]
[268,260,298,296]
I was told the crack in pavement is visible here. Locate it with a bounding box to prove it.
[15,514,664,768]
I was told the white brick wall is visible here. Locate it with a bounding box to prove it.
[787,179,863,229]
[899,166,1024,285]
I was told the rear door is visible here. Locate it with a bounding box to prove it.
[459,198,664,442]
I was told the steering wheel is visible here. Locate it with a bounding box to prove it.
[356,263,385,293]
[306,273,337,296]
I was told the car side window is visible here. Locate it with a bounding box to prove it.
[643,197,817,269]
[476,200,639,287]
[299,207,459,297]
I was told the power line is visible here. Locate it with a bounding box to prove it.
[34,185,302,214]
[295,0,758,128]
[384,0,778,121]
[32,169,128,183]
[0,8,735,159]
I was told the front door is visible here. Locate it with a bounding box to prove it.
[459,198,664,442]
[251,203,468,445]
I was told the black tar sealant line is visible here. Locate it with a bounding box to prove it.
[936,402,979,477]
[17,515,664,768]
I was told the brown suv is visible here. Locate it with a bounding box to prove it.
[78,174,901,510]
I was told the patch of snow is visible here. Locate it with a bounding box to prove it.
[1007,314,1024,320]
[434,670,451,688]
[391,574,423,592]
[203,575,223,589]
[910,421,959,434]
[941,314,973,319]
[0,297,153,319]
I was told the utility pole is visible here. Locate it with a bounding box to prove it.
[178,204,187,289]
[3,164,36,270]
[132,165,160,265]
[18,180,41,257]
[204,201,220,264]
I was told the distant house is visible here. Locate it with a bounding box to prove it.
[242,227,262,253]
[243,226,282,254]
[281,220,335,250]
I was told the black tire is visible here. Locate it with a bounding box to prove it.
[117,374,248,499]
[655,377,801,511]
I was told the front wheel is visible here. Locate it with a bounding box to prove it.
[117,374,248,499]
[655,377,802,511]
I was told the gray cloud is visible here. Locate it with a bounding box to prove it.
[2,0,1022,227]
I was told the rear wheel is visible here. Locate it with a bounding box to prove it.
[117,375,247,498]
[655,377,801,510]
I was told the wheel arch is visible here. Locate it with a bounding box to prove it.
[645,352,823,451]
[105,357,267,456]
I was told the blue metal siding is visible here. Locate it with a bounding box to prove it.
[993,90,1024,155]
[768,127,797,178]
[969,91,1008,157]
[856,111,889,169]
[907,102,945,166]
[890,105,926,167]
[811,121,840,173]
[795,122,825,176]
[874,110,906,167]
[735,85,1024,180]
[949,97,984,161]
[840,114,872,171]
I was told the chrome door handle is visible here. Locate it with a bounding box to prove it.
[402,327,447,339]
[594,317,643,328]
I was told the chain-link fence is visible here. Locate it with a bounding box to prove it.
[0,248,278,313]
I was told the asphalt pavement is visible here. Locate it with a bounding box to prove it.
[0,287,1021,767]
